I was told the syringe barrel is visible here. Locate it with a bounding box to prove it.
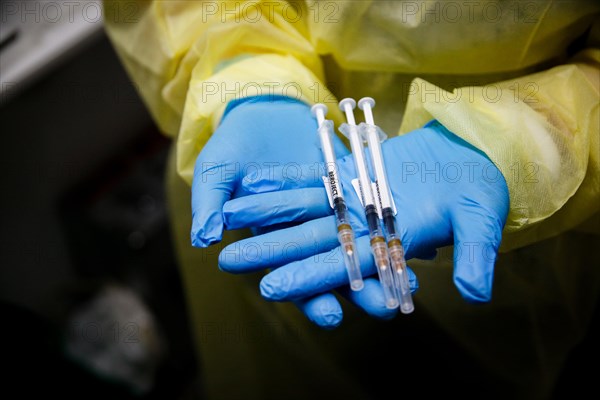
[313,110,363,292]
[366,205,398,308]
[388,241,414,314]
[333,197,350,225]
[382,208,410,285]
[317,121,337,166]
[382,208,398,238]
[364,123,393,209]
[346,124,375,207]
[337,224,364,291]
[382,208,414,314]
[365,205,383,239]
[318,121,345,202]
[329,178,363,291]
[370,236,398,309]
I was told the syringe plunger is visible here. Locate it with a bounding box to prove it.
[312,103,364,291]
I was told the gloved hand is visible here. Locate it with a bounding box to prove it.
[191,95,349,246]
[219,120,510,326]
[191,95,351,327]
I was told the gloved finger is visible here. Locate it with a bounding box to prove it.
[294,292,343,329]
[400,266,420,293]
[218,216,340,272]
[259,235,377,301]
[387,205,450,262]
[260,235,420,314]
[451,206,504,303]
[336,278,398,320]
[191,160,236,248]
[259,234,416,297]
[220,196,444,275]
[223,188,332,230]
[239,129,349,195]
[252,221,299,236]
[242,162,325,194]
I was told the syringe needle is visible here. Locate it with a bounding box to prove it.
[358,97,414,314]
[311,104,363,291]
[339,98,398,309]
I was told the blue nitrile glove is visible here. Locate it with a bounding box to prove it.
[220,120,510,325]
[191,95,349,245]
[191,95,350,328]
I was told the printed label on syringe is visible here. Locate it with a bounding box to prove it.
[351,178,384,219]
[373,179,397,216]
[327,169,339,198]
[322,176,334,209]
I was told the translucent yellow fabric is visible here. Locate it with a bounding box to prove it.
[104,0,599,249]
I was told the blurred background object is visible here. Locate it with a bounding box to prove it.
[1,0,103,103]
[1,1,198,398]
[65,284,165,395]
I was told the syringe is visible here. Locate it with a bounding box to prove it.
[311,104,364,291]
[358,97,414,314]
[338,98,398,309]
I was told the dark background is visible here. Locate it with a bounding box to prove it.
[1,30,197,399]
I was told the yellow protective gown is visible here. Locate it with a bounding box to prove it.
[104,1,600,399]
